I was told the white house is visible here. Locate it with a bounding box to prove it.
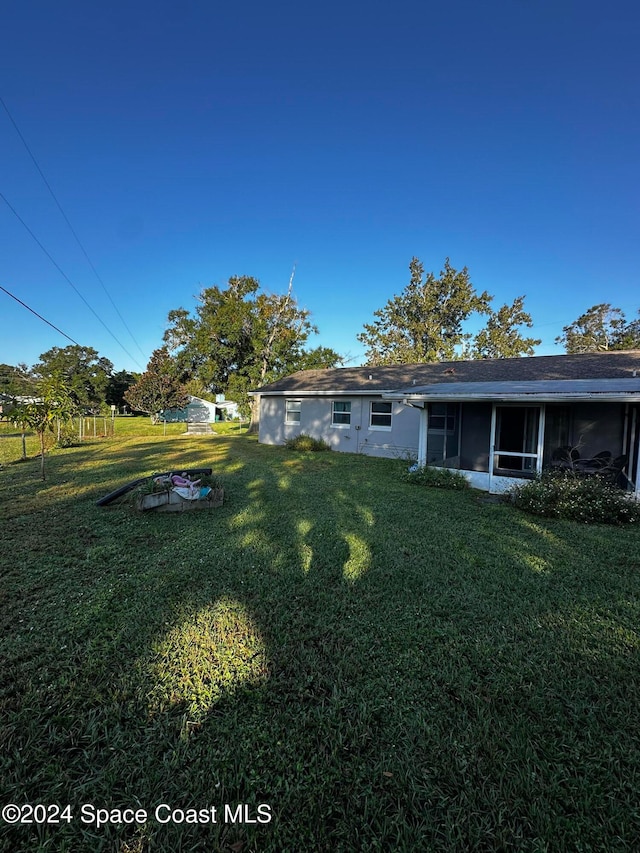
[161,395,239,423]
[251,351,640,497]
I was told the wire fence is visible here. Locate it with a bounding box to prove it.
[0,416,116,465]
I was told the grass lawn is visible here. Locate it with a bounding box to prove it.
[1,425,639,851]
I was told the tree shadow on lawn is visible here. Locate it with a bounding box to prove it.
[0,435,239,515]
[56,436,224,483]
[2,443,640,852]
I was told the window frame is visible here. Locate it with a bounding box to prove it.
[285,399,302,425]
[331,400,352,428]
[369,400,392,430]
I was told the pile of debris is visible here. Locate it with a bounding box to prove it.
[96,468,224,512]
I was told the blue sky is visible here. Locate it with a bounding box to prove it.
[1,0,638,373]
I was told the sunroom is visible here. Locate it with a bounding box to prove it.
[386,379,640,498]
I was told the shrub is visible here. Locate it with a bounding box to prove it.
[511,470,640,525]
[284,434,331,452]
[401,463,469,491]
[55,423,80,448]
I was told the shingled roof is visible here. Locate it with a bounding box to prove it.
[252,350,640,395]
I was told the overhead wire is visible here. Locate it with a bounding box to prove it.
[0,284,80,345]
[0,190,142,368]
[0,95,148,364]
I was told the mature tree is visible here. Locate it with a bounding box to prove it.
[10,374,76,480]
[105,370,140,411]
[616,311,640,350]
[0,362,33,401]
[124,347,189,422]
[295,346,348,372]
[472,296,541,359]
[357,257,492,365]
[34,345,113,412]
[164,274,342,418]
[555,304,640,353]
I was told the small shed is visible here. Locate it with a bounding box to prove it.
[161,396,217,423]
[161,395,239,423]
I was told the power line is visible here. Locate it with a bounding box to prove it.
[0,95,148,362]
[0,284,80,345]
[0,190,143,369]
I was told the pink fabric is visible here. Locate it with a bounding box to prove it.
[170,474,200,487]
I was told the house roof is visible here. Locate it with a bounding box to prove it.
[187,396,217,408]
[251,351,640,396]
[384,378,640,404]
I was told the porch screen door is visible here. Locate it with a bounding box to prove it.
[492,406,542,478]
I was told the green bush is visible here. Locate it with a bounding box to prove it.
[511,470,640,525]
[55,423,80,448]
[284,433,332,452]
[401,464,469,491]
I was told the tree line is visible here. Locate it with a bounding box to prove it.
[0,349,139,414]
[2,259,639,427]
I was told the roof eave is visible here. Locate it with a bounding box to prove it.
[387,392,640,403]
[249,389,391,397]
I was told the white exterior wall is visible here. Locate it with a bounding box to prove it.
[258,395,421,459]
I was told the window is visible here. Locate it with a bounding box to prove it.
[370,400,392,429]
[332,400,351,426]
[428,402,456,432]
[285,399,301,424]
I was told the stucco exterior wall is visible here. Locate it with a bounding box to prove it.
[258,395,421,459]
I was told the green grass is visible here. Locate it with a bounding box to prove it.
[0,417,247,465]
[1,426,640,851]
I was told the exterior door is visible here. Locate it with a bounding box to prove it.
[489,405,544,492]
